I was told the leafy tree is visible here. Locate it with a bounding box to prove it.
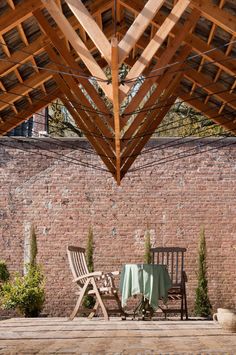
[194,227,212,317]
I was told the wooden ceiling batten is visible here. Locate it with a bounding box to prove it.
[0,0,235,182]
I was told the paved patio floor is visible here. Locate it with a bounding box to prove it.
[0,317,235,354]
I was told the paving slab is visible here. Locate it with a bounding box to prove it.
[0,317,235,354]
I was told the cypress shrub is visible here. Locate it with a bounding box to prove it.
[194,227,212,317]
[144,229,152,264]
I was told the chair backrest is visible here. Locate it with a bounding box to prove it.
[67,246,89,286]
[151,247,186,287]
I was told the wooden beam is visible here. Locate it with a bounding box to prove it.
[0,89,59,135]
[121,45,192,150]
[59,94,116,176]
[0,66,53,111]
[178,89,236,133]
[119,0,236,78]
[42,0,113,100]
[121,81,181,178]
[118,0,166,64]
[45,44,115,150]
[184,69,236,111]
[55,78,116,173]
[33,9,112,126]
[123,0,191,94]
[191,0,236,36]
[120,9,200,129]
[0,0,42,35]
[65,0,111,64]
[111,37,121,185]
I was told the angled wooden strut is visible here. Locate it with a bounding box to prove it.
[120,45,192,177]
[65,0,111,64]
[41,0,113,100]
[123,0,191,95]
[120,8,200,130]
[111,37,121,185]
[118,0,166,64]
[33,8,113,127]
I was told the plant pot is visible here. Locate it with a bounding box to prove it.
[213,308,236,332]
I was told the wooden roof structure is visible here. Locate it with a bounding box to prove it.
[0,0,235,183]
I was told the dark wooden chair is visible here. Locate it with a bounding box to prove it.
[151,247,188,320]
[67,246,125,320]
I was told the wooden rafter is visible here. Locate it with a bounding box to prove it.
[45,45,115,150]
[59,93,116,176]
[121,78,182,178]
[33,9,113,128]
[0,67,53,111]
[0,0,42,35]
[118,0,166,64]
[121,45,192,156]
[0,0,235,182]
[42,0,113,100]
[123,0,191,94]
[120,9,200,129]
[191,0,236,35]
[111,37,121,185]
[178,89,236,133]
[119,0,236,78]
[65,0,111,64]
[0,89,59,134]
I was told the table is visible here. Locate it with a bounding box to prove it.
[120,264,172,317]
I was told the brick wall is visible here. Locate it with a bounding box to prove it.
[0,137,235,316]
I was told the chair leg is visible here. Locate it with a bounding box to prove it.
[181,292,184,320]
[114,292,126,317]
[184,286,188,320]
[69,279,90,321]
[91,279,109,320]
[88,299,99,319]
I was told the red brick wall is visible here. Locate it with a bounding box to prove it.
[0,137,235,316]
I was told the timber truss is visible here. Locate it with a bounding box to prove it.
[0,0,236,183]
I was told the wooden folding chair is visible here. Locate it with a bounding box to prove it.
[67,246,125,320]
[151,247,188,320]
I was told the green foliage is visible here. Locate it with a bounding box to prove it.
[0,227,45,317]
[83,227,95,310]
[194,227,212,317]
[48,99,83,137]
[0,261,10,283]
[155,101,227,138]
[0,265,45,317]
[144,229,152,264]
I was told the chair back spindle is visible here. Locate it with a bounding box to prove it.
[67,246,89,286]
[151,247,186,287]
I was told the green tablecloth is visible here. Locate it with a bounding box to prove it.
[120,264,172,310]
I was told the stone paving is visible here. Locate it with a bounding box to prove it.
[0,317,235,355]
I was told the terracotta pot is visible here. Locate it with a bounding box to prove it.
[213,309,236,332]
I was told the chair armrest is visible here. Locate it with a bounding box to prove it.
[106,271,119,277]
[73,271,103,282]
